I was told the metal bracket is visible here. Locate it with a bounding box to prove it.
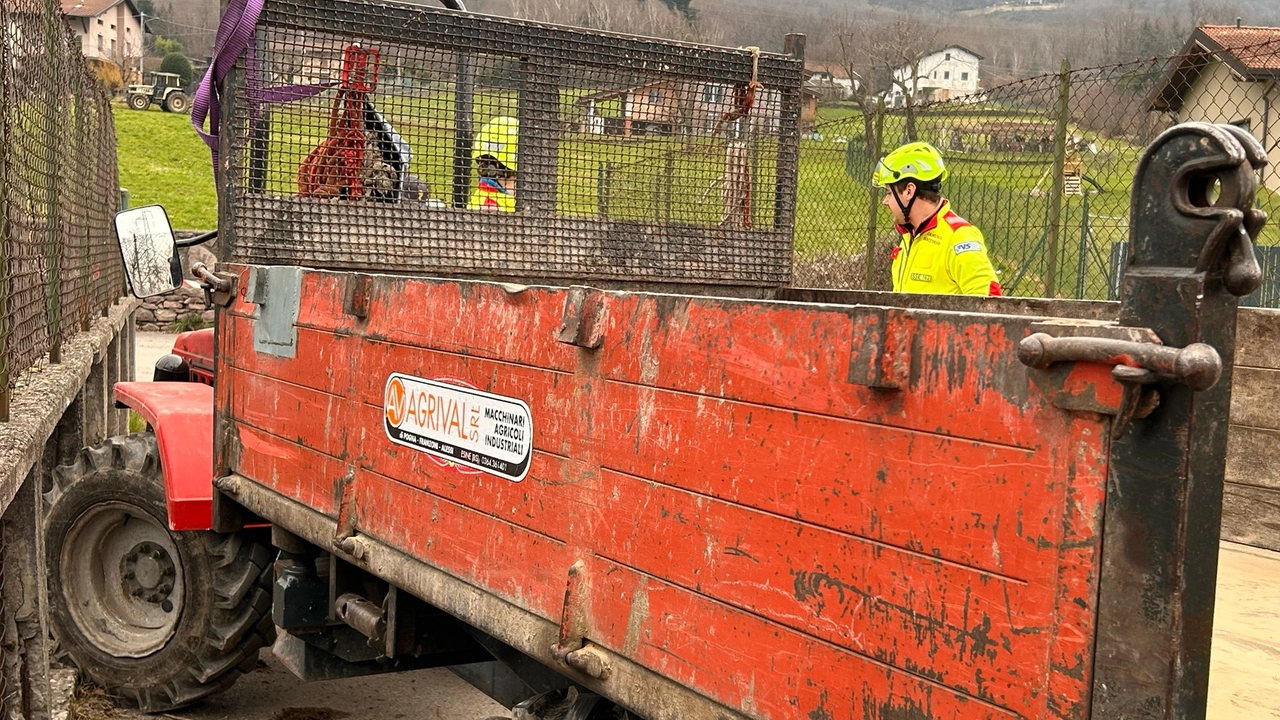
[847,306,910,390]
[1018,331,1222,438]
[549,560,611,680]
[245,266,303,358]
[558,287,608,349]
[191,262,238,308]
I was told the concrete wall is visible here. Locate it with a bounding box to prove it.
[0,300,135,720]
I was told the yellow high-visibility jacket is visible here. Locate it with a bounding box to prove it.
[467,178,516,212]
[889,200,1002,296]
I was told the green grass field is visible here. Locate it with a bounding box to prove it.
[114,95,1280,300]
[113,103,219,229]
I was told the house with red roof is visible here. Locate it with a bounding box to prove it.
[1149,24,1280,191]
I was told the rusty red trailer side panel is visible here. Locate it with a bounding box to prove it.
[216,267,1121,719]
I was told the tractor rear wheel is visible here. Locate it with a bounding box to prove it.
[127,94,150,111]
[164,92,189,114]
[45,433,276,712]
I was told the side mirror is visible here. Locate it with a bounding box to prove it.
[113,205,183,298]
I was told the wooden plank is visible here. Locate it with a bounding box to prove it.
[1221,483,1280,552]
[1229,367,1280,432]
[1235,308,1280,370]
[1225,426,1280,490]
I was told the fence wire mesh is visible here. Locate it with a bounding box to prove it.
[0,0,122,419]
[796,36,1280,301]
[223,0,802,287]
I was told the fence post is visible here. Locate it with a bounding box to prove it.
[664,149,674,224]
[1044,59,1071,297]
[44,0,62,364]
[1074,189,1090,299]
[596,163,610,219]
[863,97,885,290]
[0,3,10,422]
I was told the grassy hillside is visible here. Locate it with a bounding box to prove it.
[113,103,218,229]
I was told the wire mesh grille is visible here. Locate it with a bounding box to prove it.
[0,0,123,411]
[795,39,1280,301]
[223,0,802,287]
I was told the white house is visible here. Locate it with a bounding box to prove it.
[888,45,982,107]
[1147,24,1280,192]
[60,0,144,64]
[806,67,857,101]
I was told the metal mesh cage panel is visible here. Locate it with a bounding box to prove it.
[0,0,123,415]
[222,0,803,287]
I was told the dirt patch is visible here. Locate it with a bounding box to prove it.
[67,687,128,720]
[269,708,351,720]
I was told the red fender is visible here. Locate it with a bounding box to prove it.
[114,381,214,531]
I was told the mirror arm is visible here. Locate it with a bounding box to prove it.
[176,230,218,248]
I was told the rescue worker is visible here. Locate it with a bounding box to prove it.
[872,141,1002,296]
[468,116,518,212]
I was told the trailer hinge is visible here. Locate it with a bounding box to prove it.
[191,262,237,308]
[1018,330,1222,438]
[549,560,611,680]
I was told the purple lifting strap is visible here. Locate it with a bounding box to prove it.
[191,0,335,183]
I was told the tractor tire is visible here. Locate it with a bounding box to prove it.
[127,94,150,111]
[164,92,189,114]
[45,433,276,712]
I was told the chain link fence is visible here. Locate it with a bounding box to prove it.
[0,0,124,421]
[794,37,1280,301]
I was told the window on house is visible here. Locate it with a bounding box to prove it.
[98,19,104,25]
[944,71,950,80]
[97,34,103,51]
[962,72,969,81]
[110,24,116,29]
[110,38,116,52]
[649,90,662,104]
[945,52,952,61]
[703,84,724,103]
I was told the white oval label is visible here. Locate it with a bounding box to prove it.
[383,373,533,482]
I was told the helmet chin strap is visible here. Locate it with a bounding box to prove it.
[891,184,918,234]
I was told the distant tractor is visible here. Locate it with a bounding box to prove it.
[126,72,189,113]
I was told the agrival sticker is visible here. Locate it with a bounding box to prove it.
[383,373,533,482]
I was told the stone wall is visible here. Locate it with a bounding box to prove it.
[133,232,218,332]
[0,301,135,719]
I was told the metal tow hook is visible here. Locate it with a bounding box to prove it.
[1018,333,1223,438]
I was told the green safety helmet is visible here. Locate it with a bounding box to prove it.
[472,116,519,172]
[872,141,949,187]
